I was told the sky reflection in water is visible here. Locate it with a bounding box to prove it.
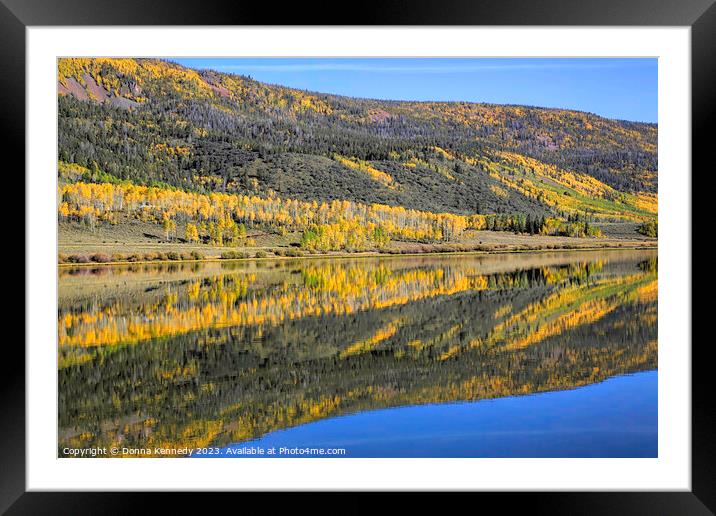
[218,370,657,458]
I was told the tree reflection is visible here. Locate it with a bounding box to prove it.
[58,251,657,456]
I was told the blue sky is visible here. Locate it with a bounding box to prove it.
[173,58,657,123]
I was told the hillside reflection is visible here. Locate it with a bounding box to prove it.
[58,251,657,456]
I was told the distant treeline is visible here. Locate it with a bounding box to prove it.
[58,177,602,252]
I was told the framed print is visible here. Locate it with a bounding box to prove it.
[6,0,712,511]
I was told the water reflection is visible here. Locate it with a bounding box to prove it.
[58,250,657,456]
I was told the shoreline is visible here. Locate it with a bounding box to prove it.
[57,243,658,268]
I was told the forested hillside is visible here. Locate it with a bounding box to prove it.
[57,58,657,255]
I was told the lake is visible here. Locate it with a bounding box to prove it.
[58,249,657,458]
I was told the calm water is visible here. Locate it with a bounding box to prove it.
[216,371,657,458]
[58,249,657,458]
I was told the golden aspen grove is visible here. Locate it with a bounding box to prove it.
[58,176,474,250]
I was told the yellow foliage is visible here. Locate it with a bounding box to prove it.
[490,184,509,199]
[59,180,470,246]
[334,155,394,188]
[58,264,497,349]
[340,320,401,358]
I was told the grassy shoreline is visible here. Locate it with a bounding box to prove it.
[58,242,657,268]
[59,221,656,267]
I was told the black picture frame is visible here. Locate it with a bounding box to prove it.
[4,0,710,512]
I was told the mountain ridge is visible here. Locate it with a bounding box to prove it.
[188,63,654,125]
[57,57,657,223]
